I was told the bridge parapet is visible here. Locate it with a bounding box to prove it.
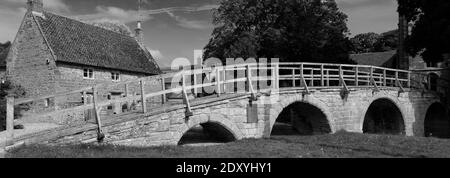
[1,62,438,147]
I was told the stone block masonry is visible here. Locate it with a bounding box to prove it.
[26,88,439,147]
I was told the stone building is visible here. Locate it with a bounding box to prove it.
[5,0,161,101]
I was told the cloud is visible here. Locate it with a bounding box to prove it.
[0,7,27,42]
[148,48,164,60]
[166,11,213,30]
[3,0,70,13]
[75,6,153,24]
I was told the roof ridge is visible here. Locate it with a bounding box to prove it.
[42,11,138,40]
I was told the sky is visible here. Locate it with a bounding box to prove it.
[0,0,398,68]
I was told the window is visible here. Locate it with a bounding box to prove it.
[111,72,120,81]
[83,69,94,79]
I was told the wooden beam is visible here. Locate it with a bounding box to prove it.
[247,65,257,100]
[216,67,221,97]
[321,65,325,87]
[355,66,359,87]
[182,74,193,117]
[292,69,296,87]
[140,80,147,113]
[300,64,310,94]
[92,87,105,142]
[6,96,14,143]
[160,77,166,104]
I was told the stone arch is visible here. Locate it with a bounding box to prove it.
[175,113,243,145]
[361,96,406,135]
[424,102,450,138]
[268,94,335,135]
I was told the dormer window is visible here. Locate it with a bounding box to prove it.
[83,69,94,79]
[111,72,120,82]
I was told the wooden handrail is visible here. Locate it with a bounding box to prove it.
[7,62,420,133]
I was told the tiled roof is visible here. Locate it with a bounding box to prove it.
[33,12,161,75]
[350,50,397,67]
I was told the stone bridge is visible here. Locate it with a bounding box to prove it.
[1,62,449,148]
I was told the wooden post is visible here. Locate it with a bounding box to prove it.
[6,96,14,142]
[300,64,305,87]
[310,69,314,87]
[223,68,227,93]
[92,87,104,142]
[82,91,87,105]
[355,66,359,87]
[292,69,296,87]
[339,65,343,86]
[383,70,387,87]
[140,80,147,113]
[407,72,411,88]
[321,65,325,87]
[246,65,252,93]
[274,64,279,89]
[326,70,330,86]
[193,71,198,96]
[123,84,129,111]
[161,78,166,104]
[216,67,221,96]
[370,67,374,86]
[396,71,400,88]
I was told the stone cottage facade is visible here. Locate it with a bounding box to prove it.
[5,0,161,101]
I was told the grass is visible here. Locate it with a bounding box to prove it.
[6,131,450,158]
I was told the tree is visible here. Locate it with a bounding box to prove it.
[374,30,398,52]
[204,0,354,64]
[350,30,398,54]
[350,33,381,53]
[84,19,133,37]
[398,0,450,63]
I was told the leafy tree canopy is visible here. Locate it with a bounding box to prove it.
[204,0,354,64]
[398,0,450,63]
[350,30,398,54]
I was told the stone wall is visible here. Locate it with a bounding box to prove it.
[39,88,441,147]
[6,12,58,98]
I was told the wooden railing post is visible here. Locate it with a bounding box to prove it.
[216,67,221,96]
[246,65,253,93]
[193,70,198,96]
[92,87,105,142]
[83,91,88,105]
[370,67,374,86]
[223,68,227,93]
[396,71,400,87]
[326,70,330,87]
[182,74,193,117]
[140,80,147,113]
[272,63,279,90]
[407,72,411,88]
[321,65,325,87]
[300,63,310,93]
[383,70,387,87]
[292,69,296,87]
[355,66,359,87]
[339,65,343,86]
[6,96,14,142]
[310,69,314,87]
[160,78,166,104]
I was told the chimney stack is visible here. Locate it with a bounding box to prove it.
[135,21,143,43]
[27,0,43,13]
